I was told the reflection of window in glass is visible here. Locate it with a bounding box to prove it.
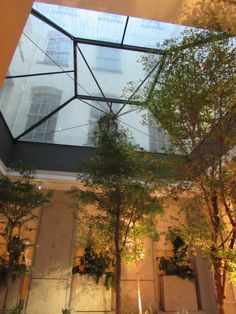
[55,6,78,17]
[148,115,174,153]
[44,35,71,66]
[25,88,62,142]
[141,20,164,30]
[87,105,103,147]
[87,102,120,146]
[98,13,123,24]
[95,47,121,73]
[0,75,14,112]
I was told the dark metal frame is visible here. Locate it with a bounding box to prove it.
[5,7,166,141]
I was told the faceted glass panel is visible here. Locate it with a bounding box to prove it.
[8,15,73,77]
[76,45,104,101]
[77,44,160,100]
[0,73,74,137]
[124,17,191,48]
[118,105,175,152]
[20,99,109,146]
[19,99,162,151]
[33,2,126,43]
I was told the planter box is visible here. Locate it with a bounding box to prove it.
[161,275,198,312]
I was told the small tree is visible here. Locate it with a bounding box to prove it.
[0,165,52,313]
[124,218,159,314]
[142,29,236,314]
[69,114,163,314]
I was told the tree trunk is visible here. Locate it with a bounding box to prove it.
[2,267,10,314]
[136,262,142,314]
[214,264,226,314]
[114,199,121,314]
[3,228,14,314]
[115,249,121,314]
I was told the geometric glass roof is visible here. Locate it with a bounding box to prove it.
[33,2,190,49]
[0,2,196,152]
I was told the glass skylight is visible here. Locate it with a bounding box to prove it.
[77,44,160,100]
[124,17,189,48]
[0,1,191,153]
[33,2,193,49]
[33,2,127,43]
[0,73,74,138]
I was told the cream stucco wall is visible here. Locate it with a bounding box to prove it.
[0,185,235,313]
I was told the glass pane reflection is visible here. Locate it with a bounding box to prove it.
[0,73,74,137]
[78,44,159,100]
[124,17,190,48]
[33,2,126,43]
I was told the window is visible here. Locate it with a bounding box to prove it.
[87,105,103,146]
[87,103,120,146]
[0,74,14,112]
[141,20,164,30]
[94,47,121,73]
[98,13,123,24]
[25,89,62,142]
[148,115,174,153]
[44,35,71,67]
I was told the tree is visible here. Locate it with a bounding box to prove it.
[123,217,159,314]
[0,165,52,313]
[142,29,236,314]
[69,114,163,314]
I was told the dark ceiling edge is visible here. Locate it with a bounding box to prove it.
[0,112,14,164]
[1,109,236,177]
[0,112,94,172]
[9,141,97,173]
[0,111,186,178]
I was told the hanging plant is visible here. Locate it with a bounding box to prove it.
[72,245,114,288]
[159,236,195,280]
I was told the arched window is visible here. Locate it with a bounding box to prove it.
[25,87,62,142]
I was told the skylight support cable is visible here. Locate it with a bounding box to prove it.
[116,59,161,116]
[76,44,114,113]
[118,119,155,139]
[146,54,166,104]
[23,121,98,141]
[5,70,74,80]
[117,106,141,118]
[15,96,76,140]
[77,97,108,114]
